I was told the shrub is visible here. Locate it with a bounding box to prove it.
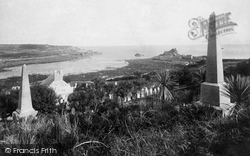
[223,75,250,107]
[0,90,18,118]
[31,85,58,114]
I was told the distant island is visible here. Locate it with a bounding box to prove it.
[134,53,144,57]
[0,44,101,71]
[153,48,206,65]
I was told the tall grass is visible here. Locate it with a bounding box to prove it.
[110,125,188,156]
[0,114,78,155]
[1,99,250,155]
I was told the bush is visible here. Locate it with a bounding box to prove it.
[0,90,19,118]
[31,85,58,114]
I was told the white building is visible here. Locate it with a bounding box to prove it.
[41,70,73,101]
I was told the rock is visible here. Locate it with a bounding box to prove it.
[153,48,182,60]
[135,53,144,57]
[84,50,102,56]
[159,48,180,57]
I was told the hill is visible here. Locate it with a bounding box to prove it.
[0,44,101,71]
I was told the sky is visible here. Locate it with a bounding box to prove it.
[0,0,250,46]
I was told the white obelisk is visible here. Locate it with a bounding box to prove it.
[14,64,37,118]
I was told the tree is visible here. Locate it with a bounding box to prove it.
[172,67,193,85]
[235,58,250,76]
[0,90,19,118]
[155,71,174,101]
[31,85,58,114]
[68,80,106,112]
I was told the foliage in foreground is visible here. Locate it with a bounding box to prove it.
[223,75,250,107]
[0,102,250,156]
[0,69,250,155]
[0,85,59,118]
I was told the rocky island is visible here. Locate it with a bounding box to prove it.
[153,48,205,65]
[134,53,144,57]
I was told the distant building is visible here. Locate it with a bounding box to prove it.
[182,55,193,59]
[41,70,73,101]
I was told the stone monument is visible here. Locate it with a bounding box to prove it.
[200,12,232,115]
[13,64,38,118]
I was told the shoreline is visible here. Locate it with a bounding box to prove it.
[0,44,102,72]
[0,58,176,84]
[64,58,180,81]
[0,58,247,89]
[0,55,90,72]
[0,56,128,79]
[0,57,246,81]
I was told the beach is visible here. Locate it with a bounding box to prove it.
[64,58,179,81]
[0,57,128,79]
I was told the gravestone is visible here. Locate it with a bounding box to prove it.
[127,95,131,101]
[13,64,38,118]
[109,93,114,100]
[149,87,153,95]
[153,87,156,94]
[200,12,232,115]
[137,91,141,99]
[141,88,145,98]
[157,87,160,94]
[127,92,132,101]
[145,87,149,96]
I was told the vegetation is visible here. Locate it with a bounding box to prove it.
[0,90,19,118]
[0,58,250,155]
[222,74,250,115]
[31,85,59,114]
[224,58,250,77]
[0,85,59,118]
[155,71,174,101]
[1,94,250,155]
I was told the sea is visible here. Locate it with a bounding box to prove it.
[0,44,249,79]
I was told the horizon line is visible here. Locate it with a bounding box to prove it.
[1,43,250,47]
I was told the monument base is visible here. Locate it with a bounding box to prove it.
[12,109,38,119]
[200,82,235,116]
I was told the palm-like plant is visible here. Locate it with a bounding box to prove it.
[222,74,250,109]
[155,71,174,101]
[193,67,206,84]
[191,67,206,96]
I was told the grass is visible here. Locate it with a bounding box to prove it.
[1,101,249,156]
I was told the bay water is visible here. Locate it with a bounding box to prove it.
[1,44,249,79]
